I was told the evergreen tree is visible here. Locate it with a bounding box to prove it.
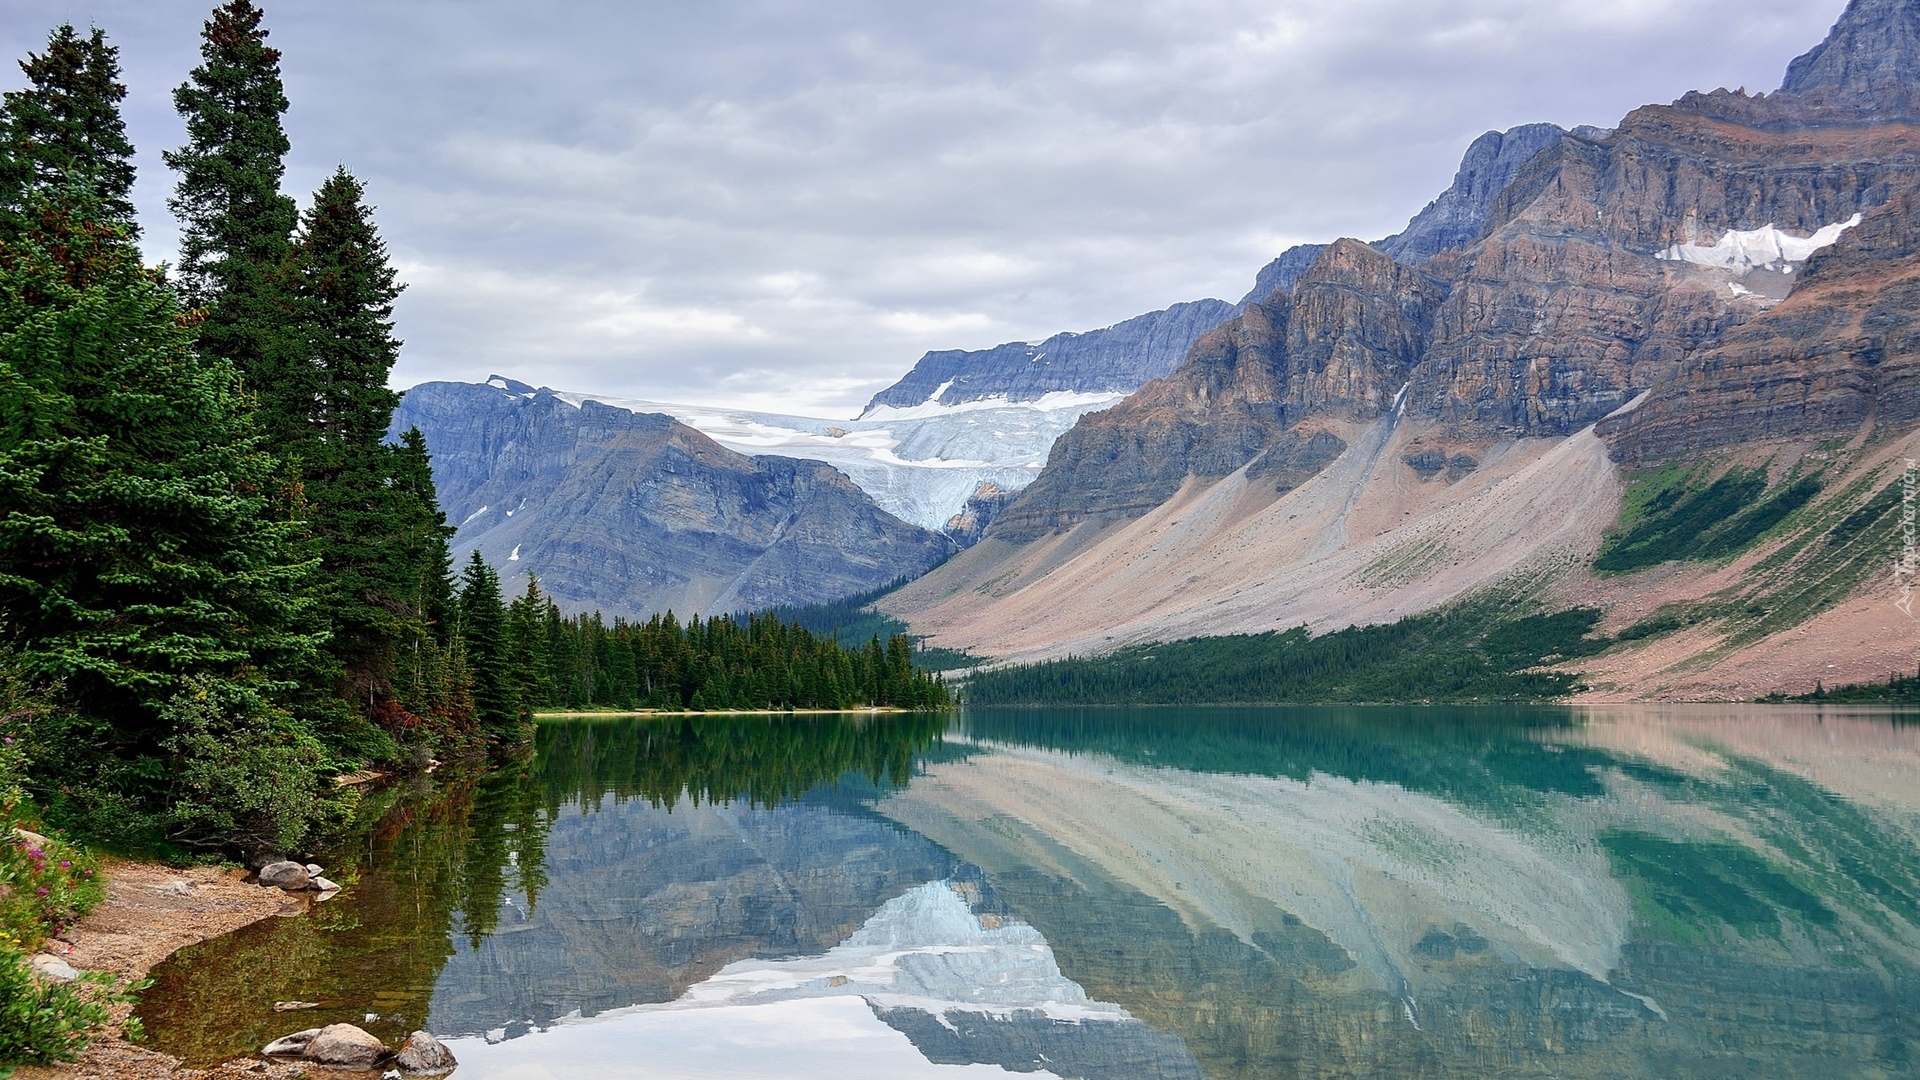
[506,576,553,719]
[0,183,328,842]
[0,24,138,237]
[165,0,306,435]
[287,168,447,710]
[456,551,518,741]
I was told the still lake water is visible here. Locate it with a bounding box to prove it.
[137,706,1920,1079]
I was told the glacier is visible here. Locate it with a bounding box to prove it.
[514,382,1120,530]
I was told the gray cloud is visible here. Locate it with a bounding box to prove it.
[5,0,1844,415]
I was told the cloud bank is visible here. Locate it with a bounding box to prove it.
[4,0,1844,415]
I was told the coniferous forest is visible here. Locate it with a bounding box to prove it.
[0,0,943,877]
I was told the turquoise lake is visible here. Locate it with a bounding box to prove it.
[137,705,1920,1078]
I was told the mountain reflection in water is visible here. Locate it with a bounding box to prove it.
[139,706,1920,1078]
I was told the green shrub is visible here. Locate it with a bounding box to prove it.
[0,831,103,953]
[158,676,349,855]
[0,942,144,1072]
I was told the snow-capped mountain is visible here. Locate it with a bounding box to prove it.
[507,377,1123,531]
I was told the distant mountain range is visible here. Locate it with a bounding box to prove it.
[396,110,1587,618]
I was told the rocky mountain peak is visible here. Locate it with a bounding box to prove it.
[1373,123,1566,265]
[1779,0,1920,107]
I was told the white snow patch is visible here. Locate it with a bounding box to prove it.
[924,379,955,405]
[460,506,491,527]
[1657,213,1861,270]
[507,545,521,562]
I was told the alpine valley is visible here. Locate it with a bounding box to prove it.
[399,0,1920,701]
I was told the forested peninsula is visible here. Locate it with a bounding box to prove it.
[0,4,943,1068]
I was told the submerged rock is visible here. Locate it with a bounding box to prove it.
[396,1030,459,1075]
[257,861,309,891]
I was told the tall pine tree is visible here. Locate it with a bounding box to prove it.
[0,24,138,238]
[165,0,308,438]
[288,167,453,714]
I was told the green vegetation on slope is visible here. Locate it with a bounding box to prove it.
[1595,464,1823,573]
[962,598,1607,706]
[1597,453,1912,657]
[1758,667,1920,705]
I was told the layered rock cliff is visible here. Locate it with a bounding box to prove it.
[991,241,1436,540]
[391,381,954,618]
[1602,178,1920,460]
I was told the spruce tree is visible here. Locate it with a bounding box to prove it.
[456,551,518,741]
[506,577,554,716]
[165,0,307,436]
[287,168,445,706]
[0,24,138,237]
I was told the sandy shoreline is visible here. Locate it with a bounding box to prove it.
[14,860,313,1080]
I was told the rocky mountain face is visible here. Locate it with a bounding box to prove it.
[862,299,1235,413]
[1602,177,1920,460]
[981,2,1920,542]
[1237,243,1327,307]
[1373,123,1570,265]
[941,481,1022,548]
[880,0,1920,695]
[391,381,954,618]
[1780,0,1920,116]
[992,241,1434,539]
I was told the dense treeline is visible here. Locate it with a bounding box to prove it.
[507,576,951,714]
[962,600,1607,705]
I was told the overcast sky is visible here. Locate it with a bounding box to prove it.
[4,0,1846,417]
